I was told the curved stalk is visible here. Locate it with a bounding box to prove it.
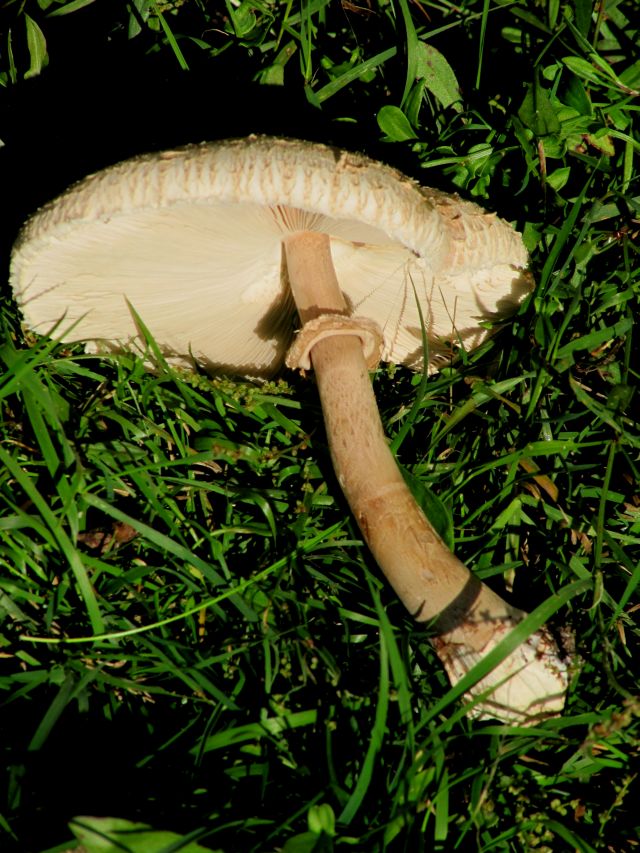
[284,231,568,724]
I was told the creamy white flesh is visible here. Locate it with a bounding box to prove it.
[12,138,532,378]
[17,201,511,376]
[16,203,417,372]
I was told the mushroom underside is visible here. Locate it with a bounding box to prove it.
[15,201,530,377]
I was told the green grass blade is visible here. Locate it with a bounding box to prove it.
[150,1,189,71]
[313,47,396,104]
[0,445,105,634]
[338,582,390,825]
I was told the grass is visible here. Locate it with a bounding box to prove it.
[1,0,639,851]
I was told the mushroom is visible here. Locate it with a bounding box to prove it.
[10,136,568,723]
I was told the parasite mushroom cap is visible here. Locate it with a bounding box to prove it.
[10,137,532,374]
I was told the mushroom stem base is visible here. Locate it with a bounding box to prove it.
[283,231,568,724]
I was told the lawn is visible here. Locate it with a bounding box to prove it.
[0,1,639,851]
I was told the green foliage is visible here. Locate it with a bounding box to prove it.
[68,816,221,853]
[1,1,639,852]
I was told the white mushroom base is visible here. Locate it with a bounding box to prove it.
[432,622,568,723]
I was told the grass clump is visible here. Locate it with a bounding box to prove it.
[1,1,639,851]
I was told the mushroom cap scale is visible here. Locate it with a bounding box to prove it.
[11,137,532,376]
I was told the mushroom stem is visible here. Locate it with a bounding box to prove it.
[283,231,568,723]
